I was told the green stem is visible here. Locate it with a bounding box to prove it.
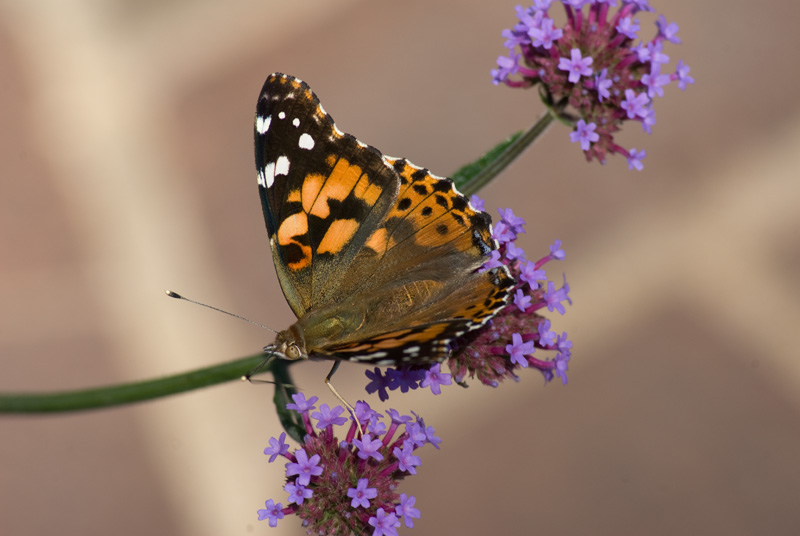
[0,354,266,413]
[454,109,556,197]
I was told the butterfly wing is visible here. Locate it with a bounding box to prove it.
[255,73,400,317]
[255,73,513,364]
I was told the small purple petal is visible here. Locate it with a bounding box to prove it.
[558,48,594,84]
[498,207,526,234]
[285,392,317,414]
[386,367,425,393]
[621,89,650,119]
[311,403,348,430]
[505,241,527,262]
[514,288,532,312]
[263,432,289,463]
[627,148,646,170]
[549,239,566,260]
[595,68,612,102]
[257,499,284,527]
[386,409,413,425]
[480,249,505,272]
[365,367,391,401]
[556,331,573,354]
[616,16,639,39]
[675,59,694,90]
[285,448,323,486]
[393,440,422,475]
[554,351,571,384]
[491,52,521,85]
[569,120,599,151]
[420,363,452,395]
[396,494,421,528]
[491,221,516,244]
[352,433,385,461]
[519,260,546,288]
[646,40,670,65]
[529,17,563,49]
[641,64,671,98]
[543,279,570,315]
[347,478,378,509]
[538,319,557,347]
[369,508,401,536]
[657,14,681,44]
[470,194,486,212]
[641,106,656,134]
[505,332,535,367]
[284,482,313,505]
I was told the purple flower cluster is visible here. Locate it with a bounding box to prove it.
[491,0,694,169]
[365,198,572,399]
[258,393,439,535]
[450,198,573,385]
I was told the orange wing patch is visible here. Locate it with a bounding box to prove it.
[309,159,363,219]
[353,174,383,206]
[365,227,395,256]
[301,174,325,213]
[318,218,359,255]
[287,189,302,203]
[379,160,492,255]
[276,212,312,270]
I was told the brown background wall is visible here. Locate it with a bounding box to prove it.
[1,1,799,535]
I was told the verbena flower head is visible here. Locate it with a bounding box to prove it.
[491,0,694,168]
[366,199,572,399]
[258,394,435,534]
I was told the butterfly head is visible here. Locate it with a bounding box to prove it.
[269,325,309,361]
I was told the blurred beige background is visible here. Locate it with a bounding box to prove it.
[1,1,799,535]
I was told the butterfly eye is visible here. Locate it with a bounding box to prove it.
[285,343,303,360]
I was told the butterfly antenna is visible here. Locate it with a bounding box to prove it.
[165,290,279,334]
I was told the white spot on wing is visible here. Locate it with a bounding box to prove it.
[298,133,315,150]
[275,156,290,176]
[257,168,266,187]
[278,111,286,120]
[403,346,421,354]
[263,162,275,188]
[292,118,300,127]
[256,115,271,134]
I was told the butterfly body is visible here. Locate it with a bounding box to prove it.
[255,73,513,368]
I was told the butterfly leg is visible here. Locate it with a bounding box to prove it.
[324,362,363,437]
[243,346,279,381]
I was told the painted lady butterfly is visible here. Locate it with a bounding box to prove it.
[255,73,513,373]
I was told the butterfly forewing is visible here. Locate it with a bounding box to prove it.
[256,74,404,316]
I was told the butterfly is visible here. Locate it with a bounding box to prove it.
[255,73,513,379]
